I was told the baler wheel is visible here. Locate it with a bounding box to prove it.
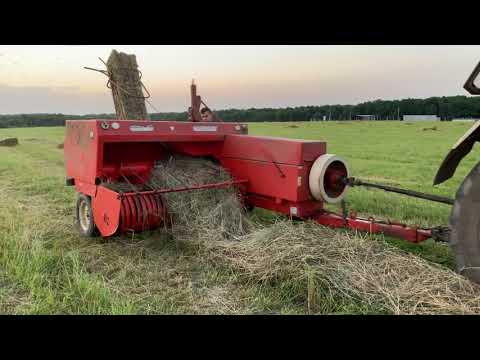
[76,194,98,237]
[449,161,480,284]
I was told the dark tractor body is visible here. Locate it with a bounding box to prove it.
[434,61,480,283]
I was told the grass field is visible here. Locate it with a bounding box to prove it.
[0,121,479,314]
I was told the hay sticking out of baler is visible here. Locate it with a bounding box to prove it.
[148,156,254,240]
[102,155,254,240]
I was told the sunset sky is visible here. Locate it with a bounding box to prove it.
[0,45,479,115]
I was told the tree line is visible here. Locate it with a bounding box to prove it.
[1,95,480,128]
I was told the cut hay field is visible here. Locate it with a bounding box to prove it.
[0,120,479,314]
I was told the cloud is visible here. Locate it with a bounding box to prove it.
[0,84,114,115]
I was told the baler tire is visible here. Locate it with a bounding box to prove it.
[449,161,480,284]
[76,194,98,238]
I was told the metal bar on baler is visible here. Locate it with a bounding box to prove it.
[118,179,248,198]
[315,211,433,243]
[346,177,454,205]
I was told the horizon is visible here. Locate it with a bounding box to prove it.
[0,93,476,117]
[0,45,479,115]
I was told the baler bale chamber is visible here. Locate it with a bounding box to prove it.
[64,118,352,238]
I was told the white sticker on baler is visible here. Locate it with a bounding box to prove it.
[193,126,218,132]
[130,125,154,132]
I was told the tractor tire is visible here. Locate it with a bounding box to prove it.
[76,194,98,237]
[449,161,480,284]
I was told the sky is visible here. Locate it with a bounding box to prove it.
[0,45,479,115]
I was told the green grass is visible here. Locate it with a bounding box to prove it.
[0,121,479,314]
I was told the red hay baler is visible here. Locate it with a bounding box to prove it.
[64,117,436,243]
[62,57,480,285]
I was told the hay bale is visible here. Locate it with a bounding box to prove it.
[0,138,18,147]
[106,49,149,121]
[57,143,64,149]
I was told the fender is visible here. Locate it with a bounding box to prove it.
[433,121,480,185]
[433,60,480,186]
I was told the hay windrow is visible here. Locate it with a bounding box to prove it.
[204,221,480,314]
[103,156,480,314]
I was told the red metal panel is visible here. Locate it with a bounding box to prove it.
[64,119,248,186]
[92,186,121,237]
[247,194,322,218]
[94,119,247,139]
[222,135,326,165]
[74,180,97,197]
[221,158,311,202]
[64,121,99,185]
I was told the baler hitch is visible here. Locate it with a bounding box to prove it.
[313,176,453,243]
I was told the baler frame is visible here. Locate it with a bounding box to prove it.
[64,118,448,243]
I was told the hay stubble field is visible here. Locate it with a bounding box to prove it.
[1,121,480,314]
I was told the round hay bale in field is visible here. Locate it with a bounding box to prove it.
[0,138,18,147]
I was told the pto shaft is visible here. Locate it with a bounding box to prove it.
[345,177,454,205]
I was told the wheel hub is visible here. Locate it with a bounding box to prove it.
[78,199,91,231]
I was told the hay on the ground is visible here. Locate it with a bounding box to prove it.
[203,221,480,314]
[102,155,480,314]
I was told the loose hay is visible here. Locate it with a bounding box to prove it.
[102,155,254,240]
[102,155,480,314]
[148,156,254,240]
[203,221,480,314]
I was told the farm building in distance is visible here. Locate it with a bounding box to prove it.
[403,115,439,121]
[353,115,377,120]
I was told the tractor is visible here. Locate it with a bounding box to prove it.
[434,60,480,284]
